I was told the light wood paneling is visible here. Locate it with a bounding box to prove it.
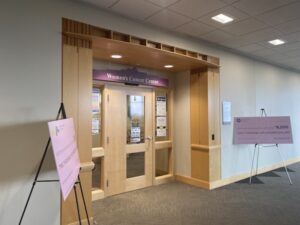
[155,141,172,150]
[191,148,209,181]
[91,189,104,201]
[190,68,221,184]
[62,45,79,132]
[190,71,209,145]
[78,47,92,161]
[92,147,104,158]
[105,85,154,196]
[105,86,126,196]
[62,18,219,73]
[175,175,210,189]
[154,174,174,185]
[62,45,93,225]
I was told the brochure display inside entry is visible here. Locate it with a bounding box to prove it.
[156,96,167,137]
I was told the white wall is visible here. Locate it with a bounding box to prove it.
[1,0,300,224]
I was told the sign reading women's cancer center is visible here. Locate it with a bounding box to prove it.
[233,116,293,144]
[93,68,169,88]
[48,118,80,200]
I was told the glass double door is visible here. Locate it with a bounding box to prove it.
[105,85,153,196]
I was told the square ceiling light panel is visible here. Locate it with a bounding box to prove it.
[269,39,285,46]
[212,14,234,24]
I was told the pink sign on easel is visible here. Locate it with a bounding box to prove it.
[233,116,293,144]
[48,118,80,200]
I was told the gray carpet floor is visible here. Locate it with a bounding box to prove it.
[93,163,300,225]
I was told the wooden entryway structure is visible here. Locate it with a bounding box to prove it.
[61,18,220,225]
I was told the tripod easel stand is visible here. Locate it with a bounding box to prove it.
[18,103,91,225]
[249,109,292,185]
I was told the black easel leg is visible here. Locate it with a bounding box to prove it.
[19,103,66,225]
[18,182,36,225]
[74,185,82,225]
[78,176,91,225]
[19,138,51,225]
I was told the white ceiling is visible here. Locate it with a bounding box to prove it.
[78,0,300,71]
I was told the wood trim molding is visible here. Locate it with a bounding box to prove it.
[155,140,172,150]
[62,18,220,71]
[211,157,300,190]
[154,174,175,186]
[92,189,105,201]
[67,218,93,225]
[92,147,105,158]
[80,162,94,173]
[175,175,210,189]
[191,144,220,152]
[176,157,300,190]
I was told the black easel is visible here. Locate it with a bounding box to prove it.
[19,103,91,225]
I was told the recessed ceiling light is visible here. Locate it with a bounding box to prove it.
[211,14,234,24]
[111,54,122,59]
[164,65,174,68]
[268,39,285,46]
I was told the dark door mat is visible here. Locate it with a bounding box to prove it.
[236,176,264,184]
[273,167,295,172]
[258,171,281,177]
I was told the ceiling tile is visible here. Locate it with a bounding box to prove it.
[176,20,216,37]
[198,6,249,28]
[251,48,279,57]
[267,54,290,62]
[169,0,226,19]
[200,29,234,43]
[240,28,283,43]
[111,0,161,20]
[222,37,253,48]
[220,18,267,36]
[281,56,300,66]
[146,9,191,29]
[146,0,180,7]
[258,39,300,50]
[275,18,300,34]
[78,0,119,8]
[237,43,266,53]
[280,31,300,43]
[270,42,300,53]
[285,49,300,57]
[233,0,295,16]
[257,1,300,26]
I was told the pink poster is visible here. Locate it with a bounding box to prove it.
[48,118,80,201]
[233,116,293,144]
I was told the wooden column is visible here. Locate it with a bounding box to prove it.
[62,18,93,225]
[190,68,220,188]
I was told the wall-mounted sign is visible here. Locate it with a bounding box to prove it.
[92,88,101,113]
[48,118,80,201]
[233,116,293,144]
[156,116,167,137]
[156,96,167,116]
[222,101,231,124]
[93,68,169,88]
